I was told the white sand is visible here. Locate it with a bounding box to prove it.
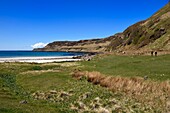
[0,56,81,63]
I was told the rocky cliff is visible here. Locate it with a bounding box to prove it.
[34,3,170,52]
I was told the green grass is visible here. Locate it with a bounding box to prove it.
[0,54,170,112]
[81,54,170,81]
[0,62,116,112]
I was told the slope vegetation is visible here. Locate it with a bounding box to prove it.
[108,3,170,51]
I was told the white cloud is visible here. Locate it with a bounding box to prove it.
[31,42,48,48]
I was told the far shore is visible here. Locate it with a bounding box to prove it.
[0,56,81,63]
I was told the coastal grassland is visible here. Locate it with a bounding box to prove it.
[76,54,170,112]
[0,62,118,112]
[81,54,170,81]
[0,54,170,112]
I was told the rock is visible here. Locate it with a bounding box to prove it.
[94,97,100,103]
[31,92,36,97]
[114,105,122,110]
[70,104,78,110]
[38,92,45,99]
[97,107,110,113]
[78,101,86,109]
[144,76,148,80]
[59,91,70,97]
[20,100,27,104]
[49,90,57,94]
[109,99,117,104]
[73,55,82,59]
[122,51,126,54]
[81,92,91,100]
[57,98,63,102]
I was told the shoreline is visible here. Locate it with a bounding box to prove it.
[0,56,81,63]
[32,50,99,55]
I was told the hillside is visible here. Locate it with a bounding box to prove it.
[33,37,115,52]
[34,3,170,52]
[108,3,170,51]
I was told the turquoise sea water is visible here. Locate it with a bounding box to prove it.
[0,51,84,58]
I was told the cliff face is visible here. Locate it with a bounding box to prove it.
[34,3,170,52]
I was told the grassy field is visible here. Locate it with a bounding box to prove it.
[0,54,170,112]
[81,54,170,81]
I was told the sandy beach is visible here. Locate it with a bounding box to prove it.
[0,56,81,63]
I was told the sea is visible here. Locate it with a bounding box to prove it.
[0,51,84,58]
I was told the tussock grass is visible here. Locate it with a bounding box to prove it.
[73,71,170,111]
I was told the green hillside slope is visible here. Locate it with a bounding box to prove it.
[108,3,170,51]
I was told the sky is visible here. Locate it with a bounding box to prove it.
[0,0,168,50]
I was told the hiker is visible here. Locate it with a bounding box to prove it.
[151,51,154,56]
[155,51,158,56]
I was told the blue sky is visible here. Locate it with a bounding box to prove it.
[0,0,168,50]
